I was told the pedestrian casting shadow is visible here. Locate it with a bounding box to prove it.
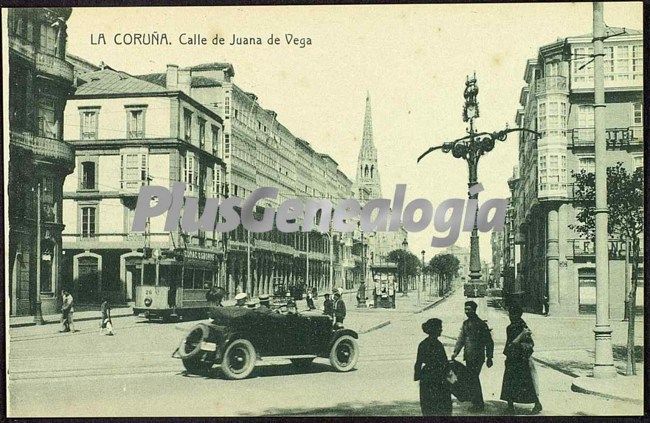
[181,361,345,380]
[245,399,515,416]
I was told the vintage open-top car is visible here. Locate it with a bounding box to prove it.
[173,306,359,379]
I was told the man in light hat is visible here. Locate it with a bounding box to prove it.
[235,292,248,307]
[259,294,271,310]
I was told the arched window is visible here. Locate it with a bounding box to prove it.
[364,165,369,177]
[370,165,374,178]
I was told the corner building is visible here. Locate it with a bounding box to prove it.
[61,67,226,304]
[8,8,75,316]
[512,29,643,317]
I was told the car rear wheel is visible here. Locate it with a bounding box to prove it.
[290,358,314,371]
[329,335,359,372]
[182,358,213,375]
[221,339,256,380]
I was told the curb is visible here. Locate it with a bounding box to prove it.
[570,377,644,405]
[9,312,134,329]
[413,291,454,314]
[358,320,391,334]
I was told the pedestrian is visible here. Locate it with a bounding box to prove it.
[60,290,76,333]
[323,293,334,318]
[333,289,347,325]
[206,286,224,307]
[414,318,452,416]
[99,299,114,336]
[542,295,549,316]
[501,304,542,414]
[306,289,316,310]
[450,300,494,412]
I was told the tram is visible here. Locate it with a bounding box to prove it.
[133,246,222,321]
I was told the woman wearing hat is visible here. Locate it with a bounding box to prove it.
[414,318,452,416]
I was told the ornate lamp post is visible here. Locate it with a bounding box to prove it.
[418,74,539,294]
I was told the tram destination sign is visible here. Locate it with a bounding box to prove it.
[180,247,219,262]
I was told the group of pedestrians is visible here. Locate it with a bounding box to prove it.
[58,289,114,335]
[414,300,542,416]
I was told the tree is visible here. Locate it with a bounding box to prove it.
[387,249,421,292]
[429,253,460,296]
[571,163,644,376]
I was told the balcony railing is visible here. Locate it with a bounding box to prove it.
[569,127,644,149]
[9,36,35,58]
[536,76,568,96]
[10,131,75,166]
[35,52,74,82]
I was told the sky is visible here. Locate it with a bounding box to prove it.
[65,2,643,263]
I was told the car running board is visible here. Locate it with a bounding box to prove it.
[259,354,317,361]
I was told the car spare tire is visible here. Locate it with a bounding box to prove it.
[221,339,256,380]
[329,335,359,372]
[178,324,212,360]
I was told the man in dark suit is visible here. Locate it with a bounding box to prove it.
[450,300,494,412]
[333,289,347,325]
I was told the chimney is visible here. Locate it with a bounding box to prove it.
[166,64,179,90]
[178,69,191,95]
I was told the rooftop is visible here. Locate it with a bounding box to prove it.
[75,69,167,95]
[136,73,222,88]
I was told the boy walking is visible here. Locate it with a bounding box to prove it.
[100,299,114,335]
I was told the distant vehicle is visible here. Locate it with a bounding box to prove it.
[464,282,487,298]
[486,288,503,308]
[173,306,360,379]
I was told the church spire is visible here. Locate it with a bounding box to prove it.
[361,92,375,152]
[355,92,381,200]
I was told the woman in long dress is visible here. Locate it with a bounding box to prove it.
[500,305,543,414]
[414,318,452,416]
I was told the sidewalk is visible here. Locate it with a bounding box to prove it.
[9,306,134,329]
[483,307,645,404]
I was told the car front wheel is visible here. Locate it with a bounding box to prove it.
[221,339,256,380]
[329,335,359,372]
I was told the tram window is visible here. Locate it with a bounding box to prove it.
[143,264,156,285]
[194,269,205,289]
[204,270,214,288]
[183,268,194,289]
[159,265,181,287]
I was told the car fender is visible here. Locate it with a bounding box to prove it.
[219,329,262,361]
[327,328,358,349]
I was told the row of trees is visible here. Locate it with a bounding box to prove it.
[385,249,460,296]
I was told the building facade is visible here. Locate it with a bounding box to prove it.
[61,67,226,304]
[8,8,76,316]
[138,63,361,297]
[512,29,643,317]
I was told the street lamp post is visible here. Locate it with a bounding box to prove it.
[592,2,615,379]
[418,74,540,295]
[401,238,409,296]
[420,250,425,306]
